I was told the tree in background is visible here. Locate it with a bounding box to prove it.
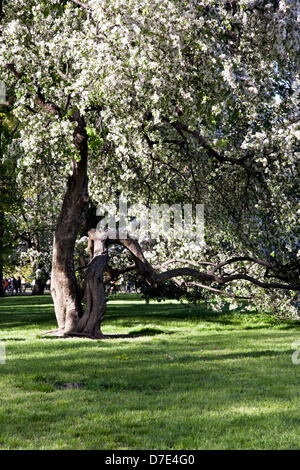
[0,84,56,295]
[0,94,21,296]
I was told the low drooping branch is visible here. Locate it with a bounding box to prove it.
[156,261,299,292]
[185,282,252,300]
[43,230,299,340]
[222,273,300,291]
[104,232,300,293]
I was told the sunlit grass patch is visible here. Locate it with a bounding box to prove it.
[0,294,300,449]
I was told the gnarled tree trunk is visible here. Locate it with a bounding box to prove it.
[74,229,108,338]
[49,113,89,335]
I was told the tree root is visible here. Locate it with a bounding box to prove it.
[40,329,142,340]
[40,329,105,340]
[40,329,65,337]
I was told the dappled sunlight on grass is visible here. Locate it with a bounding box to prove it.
[0,295,300,449]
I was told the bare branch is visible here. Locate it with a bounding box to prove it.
[104,263,136,282]
[211,256,279,274]
[223,274,300,291]
[171,120,225,163]
[159,258,215,269]
[69,0,90,11]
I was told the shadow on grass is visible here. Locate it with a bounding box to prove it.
[1,294,299,335]
[103,328,171,339]
[1,337,295,401]
[39,327,174,341]
[2,295,300,450]
[197,349,293,361]
[0,338,26,342]
[1,307,299,451]
[0,295,54,331]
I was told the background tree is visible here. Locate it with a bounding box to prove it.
[0,98,22,296]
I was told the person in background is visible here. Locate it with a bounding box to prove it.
[12,277,18,294]
[21,277,26,294]
[17,276,21,294]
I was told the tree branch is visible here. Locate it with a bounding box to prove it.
[210,256,279,274]
[186,282,252,300]
[163,118,254,166]
[223,274,300,291]
[106,232,300,293]
[69,0,90,11]
[5,64,62,117]
[36,87,61,117]
[5,64,23,80]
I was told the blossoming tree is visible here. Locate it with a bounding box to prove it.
[1,0,299,337]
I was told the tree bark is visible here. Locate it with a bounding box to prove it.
[49,112,89,335]
[74,229,108,338]
[32,279,46,295]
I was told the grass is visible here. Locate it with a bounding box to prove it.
[1,294,300,449]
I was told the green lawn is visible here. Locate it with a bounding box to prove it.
[0,294,300,450]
